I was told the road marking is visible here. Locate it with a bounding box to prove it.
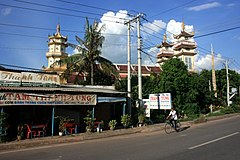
[189,132,239,150]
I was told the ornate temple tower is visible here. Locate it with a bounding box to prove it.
[172,21,197,71]
[156,34,174,66]
[44,24,68,75]
[156,22,197,71]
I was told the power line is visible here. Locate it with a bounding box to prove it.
[0,46,46,51]
[149,0,197,19]
[13,0,129,21]
[195,26,240,38]
[0,31,46,39]
[56,0,133,17]
[0,63,43,71]
[0,3,124,24]
[0,23,130,37]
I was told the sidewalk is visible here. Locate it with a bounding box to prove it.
[0,113,238,152]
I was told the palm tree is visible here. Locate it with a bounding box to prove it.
[62,18,118,85]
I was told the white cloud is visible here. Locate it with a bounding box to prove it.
[142,20,166,35]
[100,10,129,64]
[1,7,12,16]
[195,53,224,71]
[227,3,235,7]
[166,20,194,42]
[100,10,165,65]
[187,2,221,11]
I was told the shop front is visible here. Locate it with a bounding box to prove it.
[0,69,127,141]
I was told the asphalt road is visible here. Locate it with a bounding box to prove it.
[0,115,239,160]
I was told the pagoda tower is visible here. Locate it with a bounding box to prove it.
[44,24,68,75]
[156,21,197,71]
[172,21,197,71]
[156,34,174,67]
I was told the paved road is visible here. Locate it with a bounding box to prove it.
[0,115,239,160]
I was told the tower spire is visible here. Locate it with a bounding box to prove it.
[56,24,60,34]
[181,21,185,31]
[163,33,167,42]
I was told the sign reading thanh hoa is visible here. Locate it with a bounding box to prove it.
[0,93,97,106]
[0,70,60,85]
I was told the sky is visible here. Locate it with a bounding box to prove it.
[0,0,240,72]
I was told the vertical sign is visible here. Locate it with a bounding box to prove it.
[143,99,150,117]
[159,93,172,110]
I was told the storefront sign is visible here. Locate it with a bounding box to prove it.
[0,71,60,85]
[0,93,97,105]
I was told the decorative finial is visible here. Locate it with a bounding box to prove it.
[181,21,185,31]
[57,24,60,34]
[163,34,167,42]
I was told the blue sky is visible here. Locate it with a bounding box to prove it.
[0,0,239,72]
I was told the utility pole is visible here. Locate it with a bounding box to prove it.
[124,13,144,111]
[211,44,217,98]
[226,60,230,106]
[137,15,142,105]
[126,22,131,114]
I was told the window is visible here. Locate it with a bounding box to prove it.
[185,57,192,70]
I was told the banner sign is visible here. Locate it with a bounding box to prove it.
[149,93,172,110]
[0,71,60,85]
[159,93,172,110]
[0,93,97,106]
[143,99,150,117]
[149,94,160,109]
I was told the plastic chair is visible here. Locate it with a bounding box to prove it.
[25,124,36,139]
[65,123,75,134]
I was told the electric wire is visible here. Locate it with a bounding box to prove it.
[13,0,130,21]
[148,0,198,19]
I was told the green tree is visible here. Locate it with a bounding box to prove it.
[62,18,118,85]
[155,58,189,111]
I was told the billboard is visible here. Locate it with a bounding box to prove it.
[149,93,172,110]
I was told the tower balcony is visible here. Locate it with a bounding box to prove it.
[173,40,197,50]
[46,52,68,58]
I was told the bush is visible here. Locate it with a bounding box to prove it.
[108,120,117,130]
[220,105,240,114]
[183,103,200,119]
[121,114,131,128]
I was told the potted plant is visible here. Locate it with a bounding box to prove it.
[0,112,8,142]
[121,114,131,128]
[108,120,117,130]
[84,110,95,133]
[57,116,71,136]
[17,123,24,141]
[138,114,145,127]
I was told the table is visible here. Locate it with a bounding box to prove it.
[31,124,47,137]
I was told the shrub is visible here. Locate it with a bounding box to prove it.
[108,120,117,130]
[121,114,131,128]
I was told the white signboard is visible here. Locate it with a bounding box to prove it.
[159,93,172,110]
[143,99,150,117]
[149,94,160,109]
[149,93,172,110]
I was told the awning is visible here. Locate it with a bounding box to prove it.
[97,97,126,103]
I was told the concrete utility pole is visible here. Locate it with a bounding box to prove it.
[124,13,145,110]
[211,44,217,98]
[126,22,131,114]
[137,15,142,104]
[226,60,230,106]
